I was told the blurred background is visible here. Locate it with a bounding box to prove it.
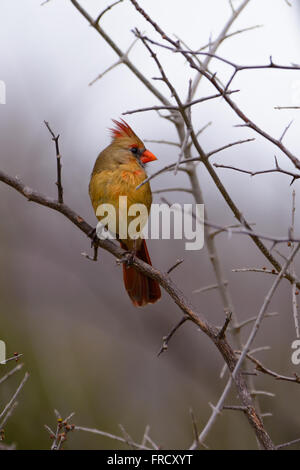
[1,0,300,450]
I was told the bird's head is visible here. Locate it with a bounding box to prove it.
[110,119,157,165]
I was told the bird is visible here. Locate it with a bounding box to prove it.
[89,119,161,307]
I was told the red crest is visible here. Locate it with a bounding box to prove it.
[110,119,135,140]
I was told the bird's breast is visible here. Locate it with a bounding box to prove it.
[89,161,152,243]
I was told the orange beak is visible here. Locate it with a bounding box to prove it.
[140,149,157,164]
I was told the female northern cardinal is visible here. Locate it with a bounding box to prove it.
[89,119,161,307]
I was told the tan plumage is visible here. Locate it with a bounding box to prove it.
[89,119,161,306]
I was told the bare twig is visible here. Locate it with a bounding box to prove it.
[153,187,193,195]
[167,258,184,274]
[94,0,124,25]
[141,424,150,448]
[189,408,209,450]
[44,121,63,203]
[275,105,300,110]
[136,33,300,95]
[144,139,180,147]
[217,312,232,339]
[277,437,300,450]
[0,372,29,422]
[0,363,24,386]
[193,281,229,295]
[232,312,279,332]
[2,353,23,364]
[123,90,239,115]
[198,24,263,51]
[279,120,293,142]
[45,410,76,450]
[74,425,151,450]
[89,37,139,86]
[119,424,135,450]
[242,352,300,384]
[232,267,297,281]
[207,138,255,158]
[157,316,189,357]
[144,434,159,450]
[174,127,191,175]
[248,346,272,355]
[0,402,18,430]
[214,155,300,185]
[250,390,275,398]
[188,0,253,98]
[210,222,255,239]
[223,405,247,411]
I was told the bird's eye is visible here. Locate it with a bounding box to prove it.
[131,146,138,155]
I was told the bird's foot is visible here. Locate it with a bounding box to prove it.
[117,251,135,268]
[83,227,99,261]
[88,227,99,249]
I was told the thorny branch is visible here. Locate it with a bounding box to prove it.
[44,121,64,203]
[94,0,124,25]
[214,155,300,185]
[157,316,190,357]
[131,25,300,173]
[3,0,300,450]
[240,352,300,384]
[190,243,300,450]
[45,409,157,450]
[0,360,26,441]
[123,89,240,115]
[0,371,29,433]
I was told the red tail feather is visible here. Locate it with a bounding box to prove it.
[121,240,161,307]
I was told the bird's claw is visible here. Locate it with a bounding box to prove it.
[84,227,99,261]
[88,227,99,249]
[117,251,135,268]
